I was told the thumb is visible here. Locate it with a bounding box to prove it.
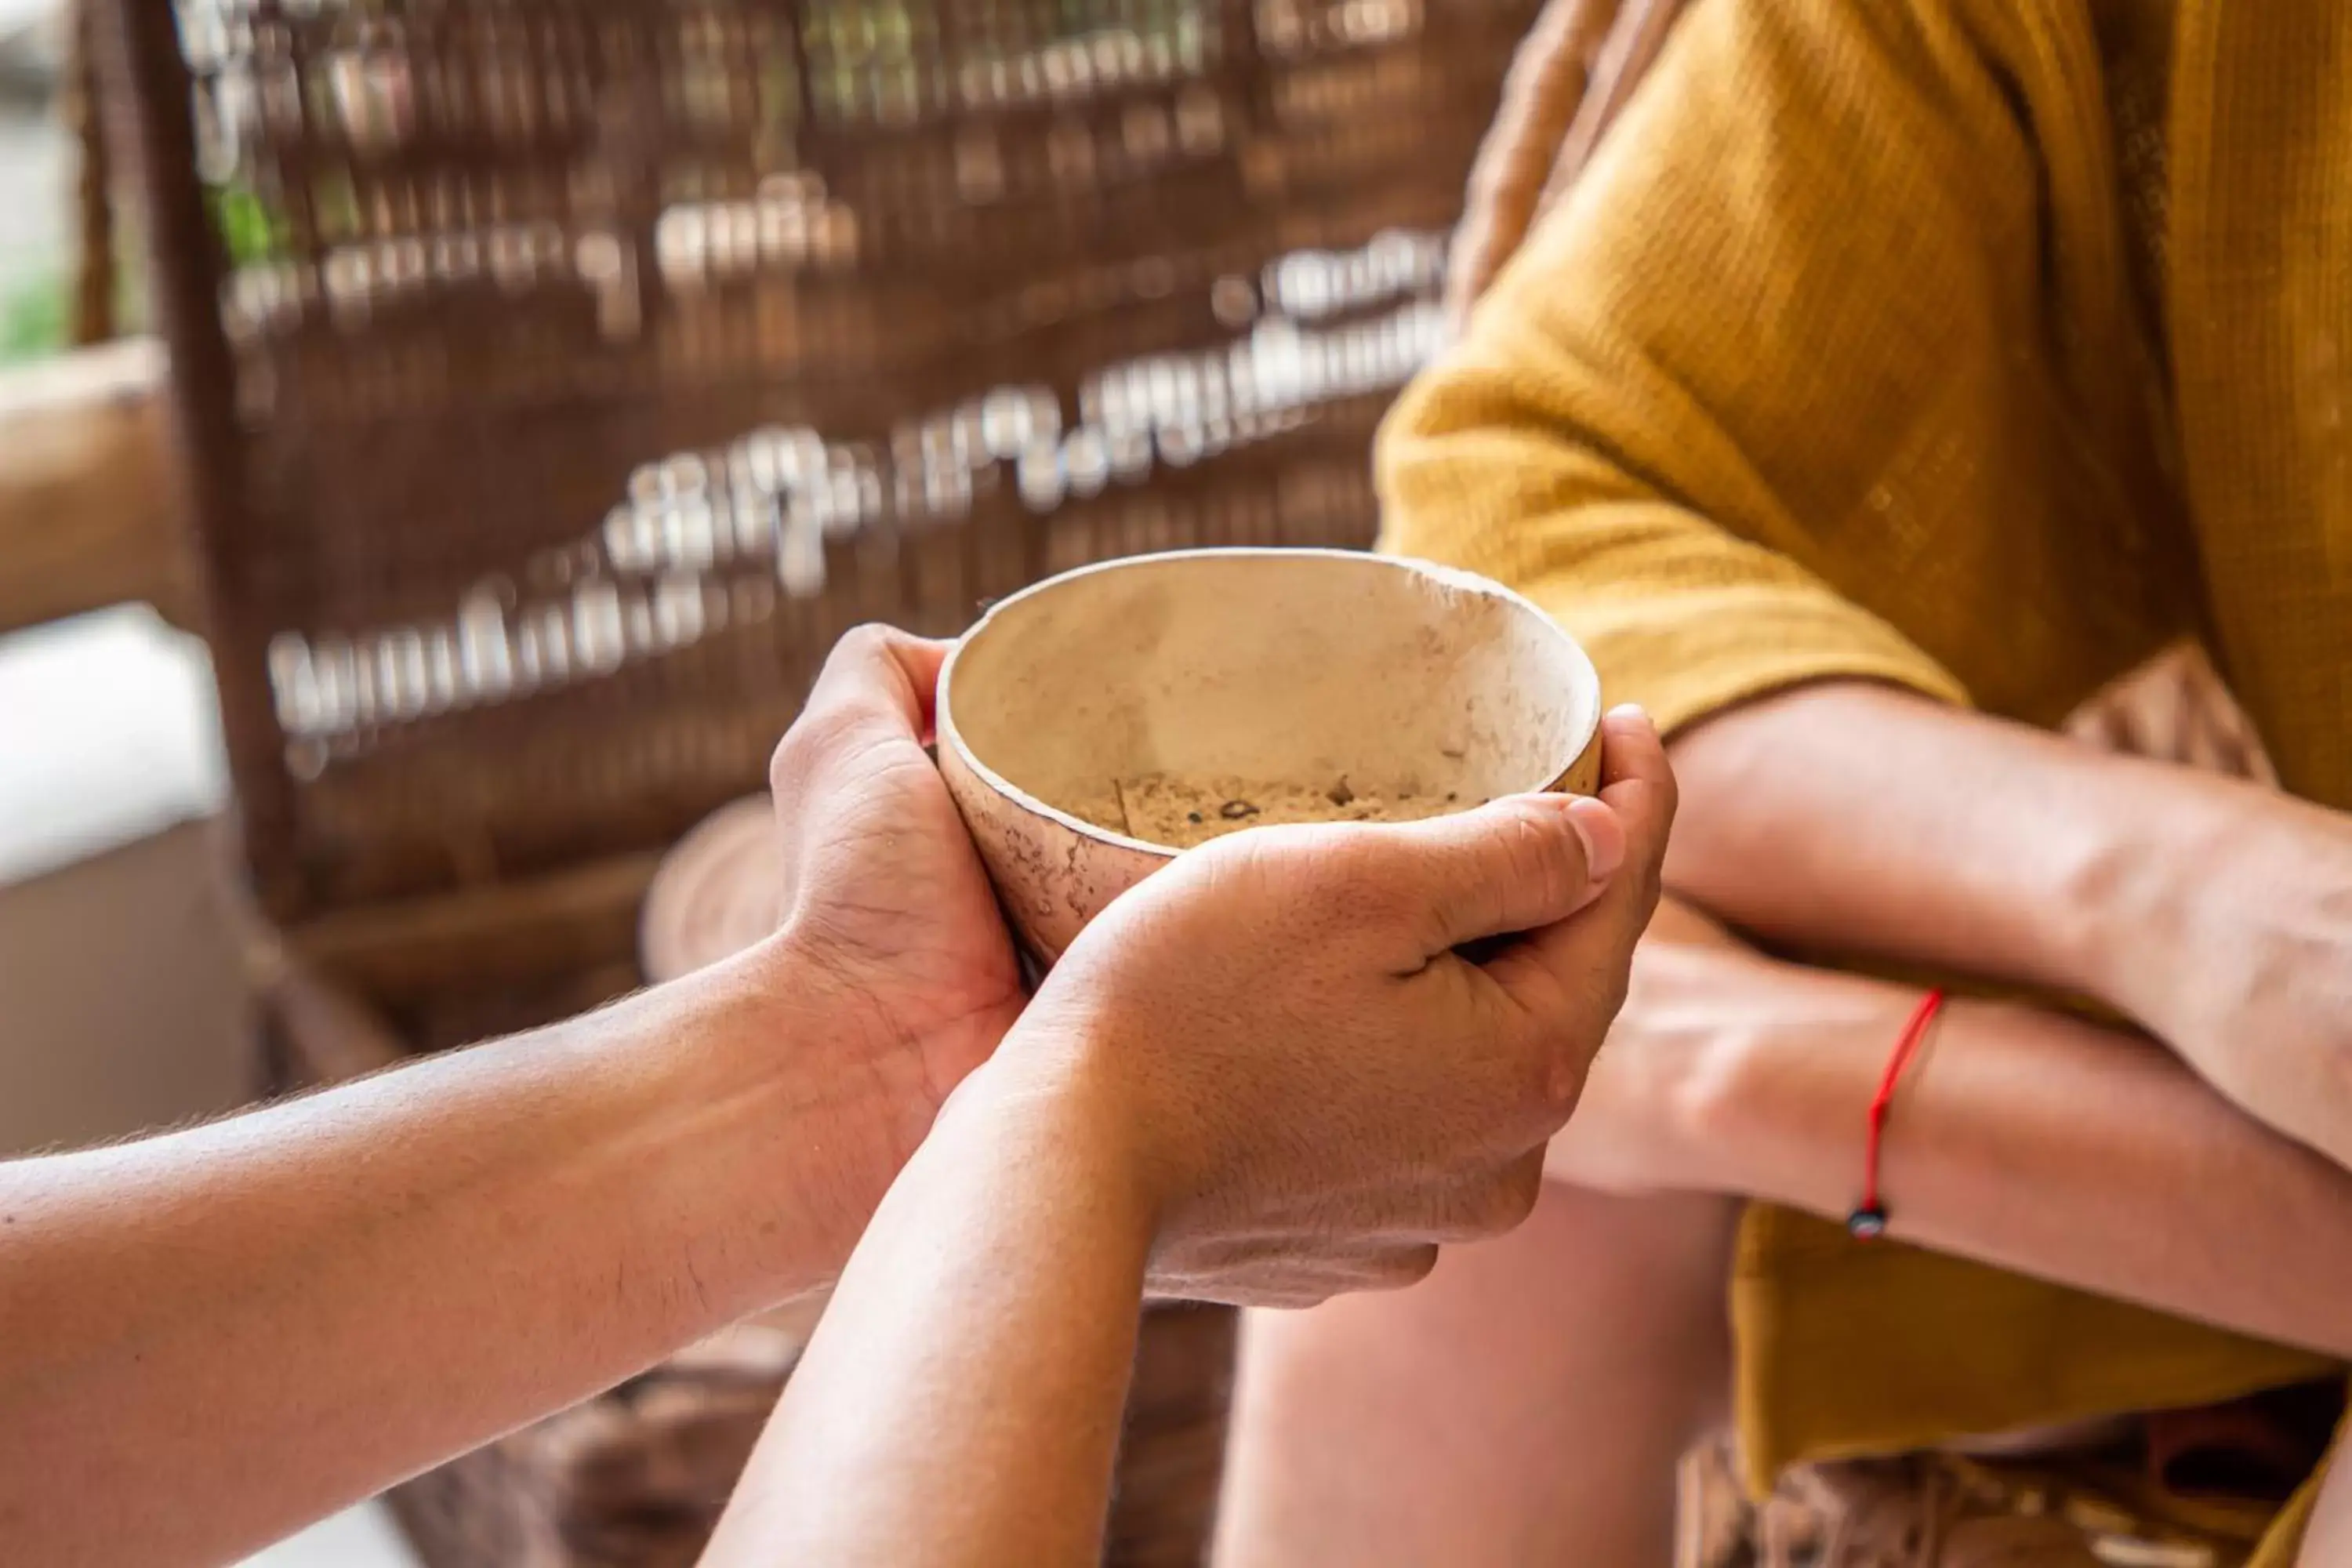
[1355,789,1628,956]
[1484,706,1677,1018]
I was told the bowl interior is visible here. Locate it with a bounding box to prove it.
[943,550,1599,850]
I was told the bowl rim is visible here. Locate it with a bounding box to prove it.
[935,546,1604,859]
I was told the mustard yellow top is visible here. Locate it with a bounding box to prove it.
[1379,0,2352,1555]
[1383,0,2352,809]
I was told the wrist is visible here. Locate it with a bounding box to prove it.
[933,1029,1167,1250]
[1685,966,1918,1210]
[659,936,942,1297]
[750,917,908,1070]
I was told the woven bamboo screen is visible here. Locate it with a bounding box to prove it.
[100,0,1542,928]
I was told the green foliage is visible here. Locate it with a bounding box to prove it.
[0,269,65,365]
[209,180,286,266]
[0,255,149,366]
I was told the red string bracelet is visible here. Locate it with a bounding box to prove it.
[1847,988,1947,1240]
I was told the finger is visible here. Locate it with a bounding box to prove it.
[1350,790,1628,955]
[775,627,951,788]
[1483,709,1676,1065]
[804,624,950,736]
[1594,704,1678,849]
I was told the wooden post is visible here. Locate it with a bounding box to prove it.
[63,0,118,347]
[0,336,197,635]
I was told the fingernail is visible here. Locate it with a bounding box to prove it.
[1606,702,1655,730]
[1564,795,1625,880]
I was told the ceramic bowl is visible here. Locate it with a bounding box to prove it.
[936,548,1602,966]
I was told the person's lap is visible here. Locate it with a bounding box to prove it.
[1218,1178,2340,1567]
[1215,1181,1740,1567]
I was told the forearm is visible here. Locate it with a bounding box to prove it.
[1665,682,2205,998]
[0,940,872,1566]
[703,1055,1152,1568]
[1697,973,2352,1357]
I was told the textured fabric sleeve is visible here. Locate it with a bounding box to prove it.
[1379,0,2089,732]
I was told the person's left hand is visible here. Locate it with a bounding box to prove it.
[752,627,1027,1222]
[980,706,1676,1305]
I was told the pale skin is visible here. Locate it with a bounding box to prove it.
[1217,682,2352,1568]
[0,626,1673,1568]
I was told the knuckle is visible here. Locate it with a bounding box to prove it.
[767,722,813,792]
[1543,1051,1592,1122]
[1490,799,1584,912]
[1527,804,1591,906]
[834,621,898,662]
[807,623,903,710]
[768,702,873,797]
[1312,831,1406,916]
[1191,831,1288,905]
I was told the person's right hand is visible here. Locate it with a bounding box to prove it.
[984,707,1675,1306]
[746,626,1027,1269]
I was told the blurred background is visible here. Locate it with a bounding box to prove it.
[3,0,76,356]
[4,1,354,1555]
[2,0,245,1195]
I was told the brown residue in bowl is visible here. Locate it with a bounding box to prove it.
[1108,773,1468,849]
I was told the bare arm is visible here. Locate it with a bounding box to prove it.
[1748,994,2352,1357]
[1569,920,2352,1359]
[1665,681,2352,1169]
[700,1069,1154,1568]
[1662,681,2158,994]
[1377,0,2352,1159]
[0,942,884,1566]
